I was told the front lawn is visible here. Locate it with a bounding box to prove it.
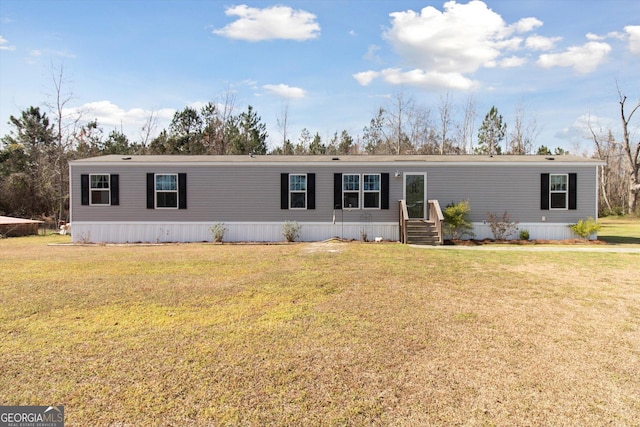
[1,235,639,425]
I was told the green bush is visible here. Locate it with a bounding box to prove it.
[568,217,601,239]
[282,220,301,242]
[519,229,530,240]
[443,200,474,240]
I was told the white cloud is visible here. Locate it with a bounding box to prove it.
[363,44,382,63]
[263,84,306,98]
[537,41,611,73]
[353,70,379,86]
[500,56,527,67]
[355,68,478,90]
[555,113,617,142]
[625,25,640,55]
[508,17,543,34]
[213,5,320,41]
[355,1,542,90]
[586,32,604,41]
[0,35,16,51]
[525,34,562,51]
[383,1,534,74]
[64,101,174,138]
[30,49,42,56]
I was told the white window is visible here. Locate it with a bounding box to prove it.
[289,174,307,209]
[89,174,110,205]
[363,174,381,209]
[550,174,568,209]
[155,174,178,208]
[343,174,360,209]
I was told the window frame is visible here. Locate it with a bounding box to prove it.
[155,173,179,209]
[549,173,568,210]
[362,173,381,210]
[289,173,307,210]
[89,173,111,206]
[342,173,361,209]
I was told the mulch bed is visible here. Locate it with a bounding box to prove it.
[446,238,608,246]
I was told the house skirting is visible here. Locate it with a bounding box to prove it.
[70,221,587,244]
[469,222,591,241]
[70,222,400,244]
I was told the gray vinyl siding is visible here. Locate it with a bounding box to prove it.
[71,165,401,223]
[426,165,597,223]
[70,161,598,224]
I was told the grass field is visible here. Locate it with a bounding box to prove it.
[598,216,640,245]
[1,218,639,426]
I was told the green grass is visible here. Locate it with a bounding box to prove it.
[1,234,639,425]
[598,215,640,244]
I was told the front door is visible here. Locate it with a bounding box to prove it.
[404,173,427,219]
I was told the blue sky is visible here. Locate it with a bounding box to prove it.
[0,0,638,153]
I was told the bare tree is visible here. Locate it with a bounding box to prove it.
[386,90,414,155]
[438,91,453,154]
[408,105,433,154]
[507,102,538,155]
[44,63,82,223]
[617,87,640,213]
[588,120,627,215]
[295,128,311,154]
[139,110,158,153]
[456,93,476,154]
[588,86,639,214]
[200,87,238,155]
[362,107,388,154]
[276,101,290,150]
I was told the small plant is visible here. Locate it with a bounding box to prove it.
[486,211,519,240]
[78,232,92,244]
[519,229,530,240]
[282,220,301,242]
[569,217,601,240]
[209,223,228,243]
[443,200,474,240]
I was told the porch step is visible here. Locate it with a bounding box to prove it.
[406,220,441,245]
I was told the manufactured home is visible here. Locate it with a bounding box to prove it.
[68,154,603,244]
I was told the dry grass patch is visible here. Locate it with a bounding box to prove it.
[1,236,639,425]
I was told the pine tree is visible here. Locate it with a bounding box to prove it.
[475,106,506,156]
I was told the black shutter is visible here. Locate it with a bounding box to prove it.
[541,173,549,210]
[110,174,119,206]
[81,174,89,205]
[281,173,289,209]
[334,173,342,209]
[147,173,155,209]
[381,173,389,210]
[307,173,316,210]
[568,173,577,210]
[178,173,187,209]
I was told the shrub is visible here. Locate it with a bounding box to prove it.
[443,200,474,240]
[569,217,601,239]
[486,211,519,240]
[282,220,301,242]
[209,223,228,243]
[519,229,530,240]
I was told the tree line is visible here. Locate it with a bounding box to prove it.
[0,77,637,223]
